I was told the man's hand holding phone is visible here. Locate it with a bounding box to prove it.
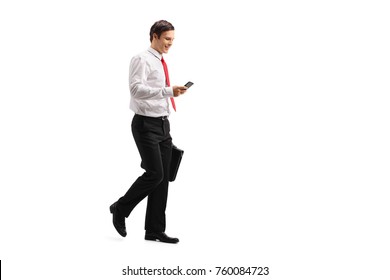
[173,81,194,97]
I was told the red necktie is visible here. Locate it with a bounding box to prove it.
[161,57,176,111]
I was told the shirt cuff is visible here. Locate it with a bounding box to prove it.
[163,86,174,97]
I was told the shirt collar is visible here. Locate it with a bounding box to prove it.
[148,47,163,60]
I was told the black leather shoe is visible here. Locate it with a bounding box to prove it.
[145,232,179,243]
[109,202,127,237]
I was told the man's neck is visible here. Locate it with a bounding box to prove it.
[150,45,162,55]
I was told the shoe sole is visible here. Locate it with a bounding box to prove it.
[109,204,114,214]
[145,235,158,241]
[145,235,179,243]
[110,204,127,237]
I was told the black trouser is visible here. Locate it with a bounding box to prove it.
[117,114,172,233]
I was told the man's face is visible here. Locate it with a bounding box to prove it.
[153,30,175,54]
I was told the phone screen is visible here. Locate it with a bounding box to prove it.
[184,81,194,88]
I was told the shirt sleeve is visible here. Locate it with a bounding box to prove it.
[129,56,173,99]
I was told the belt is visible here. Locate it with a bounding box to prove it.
[135,114,168,120]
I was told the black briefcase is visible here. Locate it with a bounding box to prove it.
[169,145,184,182]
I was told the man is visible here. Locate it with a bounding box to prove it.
[110,20,187,243]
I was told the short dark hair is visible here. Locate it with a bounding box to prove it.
[149,20,174,42]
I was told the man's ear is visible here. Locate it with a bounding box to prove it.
[153,33,158,41]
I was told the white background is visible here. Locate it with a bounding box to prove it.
[1,0,389,279]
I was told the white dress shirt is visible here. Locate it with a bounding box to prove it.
[129,47,174,117]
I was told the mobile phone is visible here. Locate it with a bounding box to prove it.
[184,81,194,88]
